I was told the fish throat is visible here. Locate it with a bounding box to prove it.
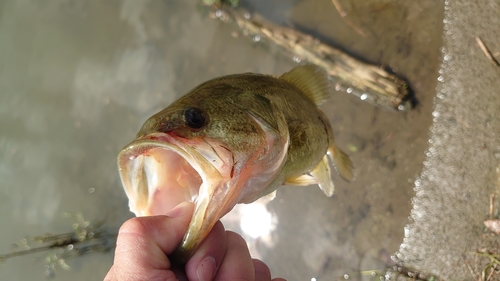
[131,148,201,215]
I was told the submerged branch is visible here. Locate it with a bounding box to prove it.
[208,4,413,111]
[0,213,117,277]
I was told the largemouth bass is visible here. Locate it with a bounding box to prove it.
[117,64,353,262]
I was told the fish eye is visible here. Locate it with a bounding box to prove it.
[184,107,206,129]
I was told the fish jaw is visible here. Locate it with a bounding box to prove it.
[117,133,241,262]
[117,112,290,262]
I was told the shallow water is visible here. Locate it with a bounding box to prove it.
[0,0,443,280]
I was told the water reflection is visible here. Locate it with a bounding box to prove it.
[240,202,276,239]
[221,197,277,259]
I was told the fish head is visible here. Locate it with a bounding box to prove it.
[117,86,288,262]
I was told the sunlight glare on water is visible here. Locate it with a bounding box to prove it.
[240,202,276,238]
[221,196,277,259]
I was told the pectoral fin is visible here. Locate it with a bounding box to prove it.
[288,120,307,150]
[310,154,335,196]
[284,155,335,196]
[284,174,317,186]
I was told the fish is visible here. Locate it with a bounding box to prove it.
[117,64,353,262]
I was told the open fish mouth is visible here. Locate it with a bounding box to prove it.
[117,133,230,261]
[118,133,221,216]
[119,135,204,216]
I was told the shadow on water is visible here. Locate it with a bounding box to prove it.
[0,0,443,280]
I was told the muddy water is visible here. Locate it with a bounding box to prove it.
[0,0,442,280]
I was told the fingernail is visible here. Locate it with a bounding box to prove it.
[165,201,192,218]
[196,256,216,281]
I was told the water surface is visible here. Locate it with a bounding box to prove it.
[0,1,443,280]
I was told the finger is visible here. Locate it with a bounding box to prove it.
[109,202,194,280]
[252,259,287,281]
[214,231,255,281]
[185,221,227,281]
[103,265,116,281]
[252,259,271,281]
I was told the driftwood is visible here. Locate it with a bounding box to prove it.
[210,4,413,111]
[0,214,116,277]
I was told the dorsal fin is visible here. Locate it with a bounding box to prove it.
[280,64,331,105]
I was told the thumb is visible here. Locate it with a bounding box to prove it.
[105,202,194,281]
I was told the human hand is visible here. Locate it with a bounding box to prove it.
[104,202,286,281]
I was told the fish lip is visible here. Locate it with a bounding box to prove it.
[117,132,231,262]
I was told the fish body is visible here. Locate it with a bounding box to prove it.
[117,65,352,262]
